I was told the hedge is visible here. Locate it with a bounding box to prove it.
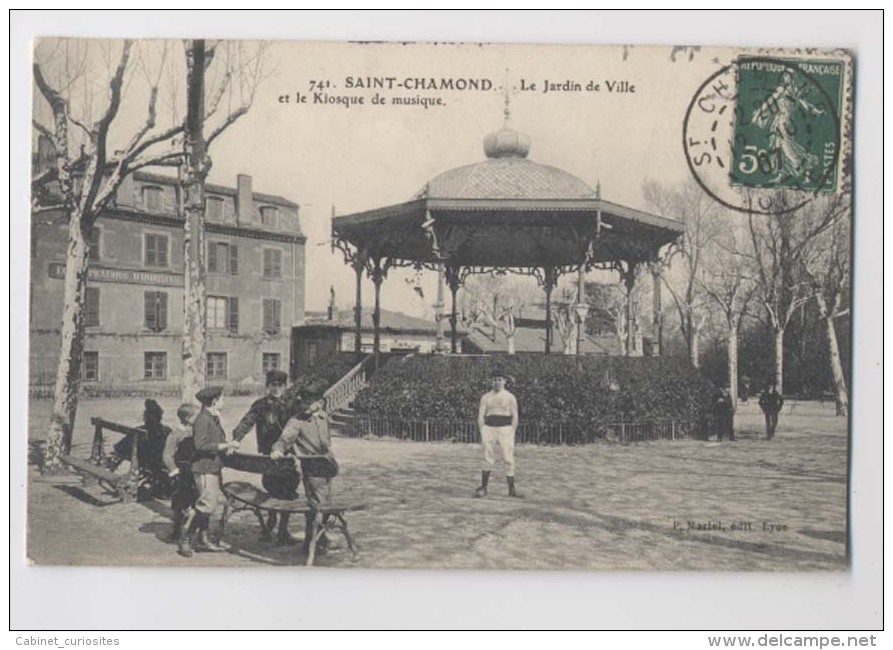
[353,354,716,429]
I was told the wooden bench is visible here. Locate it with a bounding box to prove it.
[221,453,364,566]
[59,417,145,502]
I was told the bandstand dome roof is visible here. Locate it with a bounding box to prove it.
[332,121,683,269]
[416,126,597,201]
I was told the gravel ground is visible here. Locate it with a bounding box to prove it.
[26,396,848,570]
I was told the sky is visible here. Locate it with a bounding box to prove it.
[182,41,732,318]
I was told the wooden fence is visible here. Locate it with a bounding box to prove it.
[336,416,700,445]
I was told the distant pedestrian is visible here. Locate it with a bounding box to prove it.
[474,368,521,498]
[759,383,784,440]
[713,387,734,442]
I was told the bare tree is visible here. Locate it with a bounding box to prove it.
[643,179,719,367]
[701,221,756,408]
[801,193,851,415]
[32,38,266,470]
[551,285,577,355]
[179,39,268,401]
[743,191,843,393]
[460,274,540,354]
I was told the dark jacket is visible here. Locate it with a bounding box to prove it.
[191,408,226,475]
[759,389,784,414]
[232,396,291,455]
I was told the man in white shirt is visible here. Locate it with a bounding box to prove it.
[474,369,521,498]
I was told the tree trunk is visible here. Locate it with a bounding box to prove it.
[44,211,91,471]
[823,314,848,416]
[773,327,784,392]
[181,40,208,401]
[689,319,701,368]
[727,321,739,410]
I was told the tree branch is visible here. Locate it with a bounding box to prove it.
[206,104,250,146]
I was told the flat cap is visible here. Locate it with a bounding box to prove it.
[266,369,289,385]
[195,385,224,406]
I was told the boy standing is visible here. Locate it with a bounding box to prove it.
[270,396,338,556]
[474,369,521,498]
[231,369,297,544]
[163,403,200,556]
[188,387,239,553]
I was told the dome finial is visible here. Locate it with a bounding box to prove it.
[483,73,531,159]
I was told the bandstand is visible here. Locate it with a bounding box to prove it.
[331,119,684,361]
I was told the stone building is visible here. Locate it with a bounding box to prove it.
[30,170,304,393]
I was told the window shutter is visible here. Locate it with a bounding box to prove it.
[274,250,282,277]
[208,242,218,272]
[144,292,156,330]
[157,292,168,331]
[273,300,281,332]
[228,297,239,332]
[229,245,239,275]
[85,288,100,326]
[158,237,168,266]
[145,236,156,265]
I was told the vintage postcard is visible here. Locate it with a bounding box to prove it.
[27,37,855,573]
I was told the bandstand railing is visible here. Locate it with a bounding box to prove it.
[338,416,699,445]
[322,354,376,414]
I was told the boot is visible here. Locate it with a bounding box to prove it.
[473,470,491,498]
[168,510,183,543]
[507,476,523,498]
[261,511,278,541]
[193,514,226,553]
[274,513,299,546]
[177,513,198,558]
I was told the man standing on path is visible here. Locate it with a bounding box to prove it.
[759,383,784,440]
[231,369,298,545]
[474,368,521,498]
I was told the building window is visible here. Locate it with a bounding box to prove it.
[307,342,318,367]
[88,227,101,262]
[142,186,164,211]
[144,291,169,332]
[144,352,167,380]
[83,351,99,382]
[85,287,100,327]
[262,248,283,278]
[207,352,228,379]
[206,196,225,222]
[208,241,238,274]
[262,353,281,374]
[207,295,239,332]
[260,206,279,229]
[262,298,282,335]
[144,233,169,268]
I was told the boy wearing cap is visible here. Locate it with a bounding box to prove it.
[474,369,521,498]
[270,396,338,556]
[189,386,239,552]
[231,369,298,545]
[163,403,200,555]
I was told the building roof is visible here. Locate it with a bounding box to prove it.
[134,170,299,209]
[464,323,623,355]
[302,308,467,336]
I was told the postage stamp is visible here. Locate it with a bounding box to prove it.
[730,57,844,193]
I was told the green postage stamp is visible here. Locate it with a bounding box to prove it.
[730,57,844,192]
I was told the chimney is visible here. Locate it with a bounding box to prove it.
[327,285,337,321]
[236,174,253,224]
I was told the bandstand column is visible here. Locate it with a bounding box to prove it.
[651,260,663,357]
[353,261,363,354]
[445,265,463,354]
[575,264,586,357]
[435,265,446,353]
[623,261,638,357]
[543,266,557,354]
[369,257,387,369]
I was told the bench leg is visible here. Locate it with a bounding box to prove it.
[333,513,358,559]
[305,512,325,567]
